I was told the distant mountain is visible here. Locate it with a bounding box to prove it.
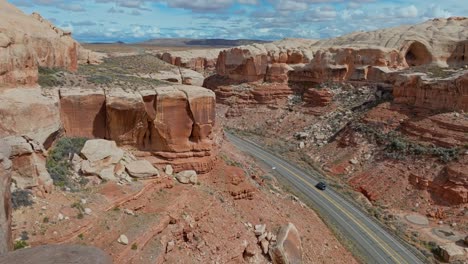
[139,38,271,47]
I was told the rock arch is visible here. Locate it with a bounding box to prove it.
[404,41,432,66]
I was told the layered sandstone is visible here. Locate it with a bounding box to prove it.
[401,112,468,147]
[317,17,468,67]
[0,0,98,87]
[156,49,222,73]
[393,71,468,112]
[207,18,467,110]
[59,85,217,173]
[303,88,334,107]
[0,88,61,147]
[409,158,468,205]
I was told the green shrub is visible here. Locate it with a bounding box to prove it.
[11,190,34,209]
[46,137,87,188]
[14,240,28,250]
[131,243,138,250]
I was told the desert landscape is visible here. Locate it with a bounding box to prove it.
[0,0,467,263]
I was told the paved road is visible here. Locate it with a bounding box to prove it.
[227,132,426,264]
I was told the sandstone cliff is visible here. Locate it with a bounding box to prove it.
[394,71,468,112]
[0,88,61,147]
[60,85,217,173]
[156,49,223,74]
[0,0,99,88]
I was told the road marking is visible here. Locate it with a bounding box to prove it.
[230,135,410,264]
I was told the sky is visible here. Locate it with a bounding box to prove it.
[9,0,468,43]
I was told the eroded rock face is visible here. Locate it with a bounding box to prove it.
[156,49,223,74]
[393,71,468,112]
[0,0,98,87]
[0,245,113,264]
[3,136,53,197]
[0,88,61,148]
[59,89,107,139]
[269,223,302,264]
[60,85,217,173]
[0,139,12,254]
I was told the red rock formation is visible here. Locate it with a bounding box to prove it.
[401,112,468,148]
[265,63,293,83]
[393,72,468,112]
[303,88,334,107]
[409,160,467,205]
[289,47,405,83]
[0,139,12,254]
[59,85,217,173]
[156,49,221,74]
[0,1,98,88]
[59,89,107,139]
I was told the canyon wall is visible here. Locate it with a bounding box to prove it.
[393,72,468,112]
[60,85,217,173]
[0,0,100,88]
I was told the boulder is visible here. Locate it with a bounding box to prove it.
[175,170,197,184]
[125,160,159,178]
[0,245,113,264]
[439,243,465,263]
[269,223,302,264]
[165,165,174,176]
[81,140,124,164]
[0,139,12,254]
[118,234,129,245]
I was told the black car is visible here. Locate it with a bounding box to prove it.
[315,182,327,190]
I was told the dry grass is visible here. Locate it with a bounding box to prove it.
[39,54,173,90]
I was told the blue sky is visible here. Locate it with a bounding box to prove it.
[9,0,468,43]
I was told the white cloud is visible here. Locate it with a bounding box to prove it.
[398,5,418,18]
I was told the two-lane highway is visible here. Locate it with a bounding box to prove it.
[227,132,426,264]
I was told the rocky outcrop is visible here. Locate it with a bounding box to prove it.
[0,0,98,87]
[409,158,467,205]
[3,136,53,196]
[60,85,217,173]
[0,139,12,254]
[156,49,223,74]
[269,223,302,264]
[0,245,113,264]
[208,18,467,110]
[151,68,205,87]
[303,88,334,107]
[401,112,468,148]
[59,88,107,139]
[0,88,61,148]
[393,71,468,112]
[316,17,468,67]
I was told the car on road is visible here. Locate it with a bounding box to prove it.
[315,182,327,190]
